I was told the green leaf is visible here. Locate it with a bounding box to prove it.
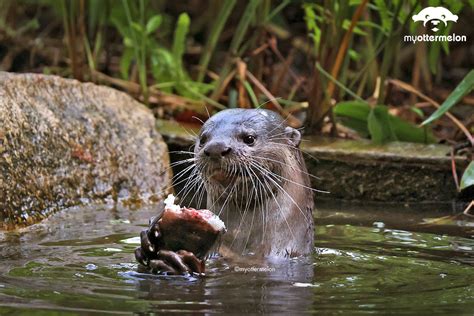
[339,117,371,137]
[151,48,175,89]
[229,0,259,55]
[131,22,143,33]
[374,0,391,32]
[460,161,474,191]
[335,102,435,144]
[334,101,370,121]
[368,106,397,144]
[243,80,259,108]
[422,70,474,125]
[410,107,425,118]
[334,101,371,137]
[342,19,367,36]
[111,16,128,38]
[428,41,440,74]
[357,20,388,35]
[124,37,133,47]
[146,15,162,34]
[172,13,190,69]
[119,48,134,79]
[348,49,361,61]
[389,114,435,143]
[197,0,237,82]
[228,88,238,108]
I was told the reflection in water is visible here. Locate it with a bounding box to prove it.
[0,202,474,314]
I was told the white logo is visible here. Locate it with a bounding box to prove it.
[412,6,458,32]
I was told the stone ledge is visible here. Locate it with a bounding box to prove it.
[157,119,469,203]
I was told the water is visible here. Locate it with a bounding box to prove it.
[1,201,473,314]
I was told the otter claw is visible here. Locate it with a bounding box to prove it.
[177,250,205,274]
[157,250,191,274]
[134,247,149,266]
[140,230,155,255]
[149,259,176,274]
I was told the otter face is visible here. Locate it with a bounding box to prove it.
[194,109,301,201]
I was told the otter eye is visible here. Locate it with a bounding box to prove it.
[243,135,256,145]
[199,135,208,146]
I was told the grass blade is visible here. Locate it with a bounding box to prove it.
[422,70,474,126]
[197,0,236,82]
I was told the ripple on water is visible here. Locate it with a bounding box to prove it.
[0,203,473,314]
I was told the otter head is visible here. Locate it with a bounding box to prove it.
[194,109,302,205]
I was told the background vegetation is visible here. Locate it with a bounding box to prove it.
[0,0,473,186]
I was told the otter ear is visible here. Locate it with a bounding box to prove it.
[285,126,301,147]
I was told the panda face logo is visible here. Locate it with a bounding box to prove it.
[412,6,458,32]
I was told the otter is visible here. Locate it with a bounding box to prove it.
[135,109,314,274]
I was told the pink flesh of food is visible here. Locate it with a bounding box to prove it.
[181,207,214,221]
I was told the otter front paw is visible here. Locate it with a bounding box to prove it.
[149,250,205,275]
[134,213,205,275]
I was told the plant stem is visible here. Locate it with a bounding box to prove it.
[210,0,260,101]
[376,0,402,105]
[197,0,236,82]
[139,0,148,104]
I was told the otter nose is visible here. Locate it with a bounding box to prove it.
[204,142,231,158]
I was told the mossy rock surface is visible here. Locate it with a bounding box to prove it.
[302,137,466,202]
[0,73,171,228]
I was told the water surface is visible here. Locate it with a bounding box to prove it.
[0,201,473,314]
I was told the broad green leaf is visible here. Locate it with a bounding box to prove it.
[422,70,474,125]
[334,101,371,137]
[338,117,371,137]
[368,106,397,144]
[146,15,162,35]
[389,115,435,143]
[460,161,474,191]
[335,102,435,144]
[334,101,370,121]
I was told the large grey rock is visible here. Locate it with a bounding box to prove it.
[0,73,171,228]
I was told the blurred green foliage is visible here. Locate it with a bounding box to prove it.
[1,0,472,147]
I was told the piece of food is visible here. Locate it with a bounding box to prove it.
[157,194,226,258]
